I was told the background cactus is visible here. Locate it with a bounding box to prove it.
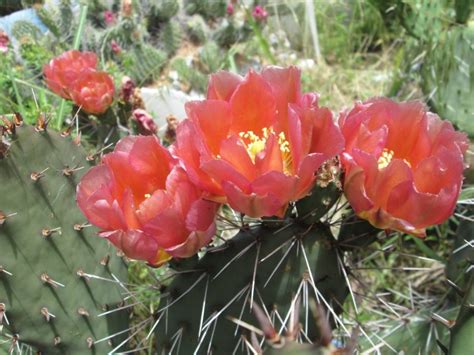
[0,122,129,354]
[148,0,179,24]
[421,23,474,137]
[160,20,182,56]
[185,15,208,45]
[123,43,167,85]
[184,0,227,21]
[11,20,41,41]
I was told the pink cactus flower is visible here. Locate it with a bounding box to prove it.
[132,109,158,135]
[252,5,268,21]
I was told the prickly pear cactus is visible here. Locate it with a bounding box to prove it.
[421,23,474,137]
[185,15,208,45]
[448,218,474,353]
[150,0,180,23]
[449,273,474,353]
[0,122,129,354]
[161,21,182,56]
[11,21,42,42]
[154,221,348,353]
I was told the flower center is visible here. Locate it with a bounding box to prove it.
[239,127,292,174]
[377,149,394,169]
[377,148,411,169]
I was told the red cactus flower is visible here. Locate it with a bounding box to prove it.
[70,70,115,115]
[43,50,97,99]
[0,31,9,54]
[132,109,158,135]
[252,5,268,21]
[77,136,219,266]
[173,66,344,218]
[340,98,468,236]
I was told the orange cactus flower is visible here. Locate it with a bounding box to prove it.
[173,66,344,218]
[77,136,218,266]
[340,98,468,236]
[43,50,97,99]
[70,70,115,115]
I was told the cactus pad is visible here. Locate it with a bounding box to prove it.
[0,124,128,354]
[155,223,348,353]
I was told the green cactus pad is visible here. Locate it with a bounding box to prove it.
[0,124,128,354]
[155,223,348,354]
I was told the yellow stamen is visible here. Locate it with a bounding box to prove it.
[377,148,411,169]
[239,127,293,174]
[377,149,394,169]
[144,193,151,199]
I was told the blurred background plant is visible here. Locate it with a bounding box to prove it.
[0,0,473,353]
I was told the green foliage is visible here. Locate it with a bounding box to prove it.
[19,38,52,73]
[455,0,473,24]
[421,23,474,137]
[155,221,348,353]
[0,124,129,354]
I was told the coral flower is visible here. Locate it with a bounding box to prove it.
[340,98,468,236]
[43,50,97,99]
[70,70,115,115]
[77,136,218,265]
[173,66,344,218]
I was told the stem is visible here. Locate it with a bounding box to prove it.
[56,4,88,130]
[9,69,24,113]
[245,8,276,64]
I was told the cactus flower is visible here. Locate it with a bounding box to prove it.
[173,66,344,218]
[0,31,9,54]
[111,39,122,54]
[43,50,97,99]
[340,98,468,236]
[252,5,268,21]
[132,109,158,135]
[103,10,116,26]
[226,3,234,15]
[77,136,218,266]
[70,70,115,115]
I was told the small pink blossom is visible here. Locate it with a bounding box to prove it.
[0,31,9,54]
[120,76,135,102]
[132,109,158,135]
[103,10,116,26]
[252,5,268,21]
[226,3,234,15]
[111,40,122,54]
